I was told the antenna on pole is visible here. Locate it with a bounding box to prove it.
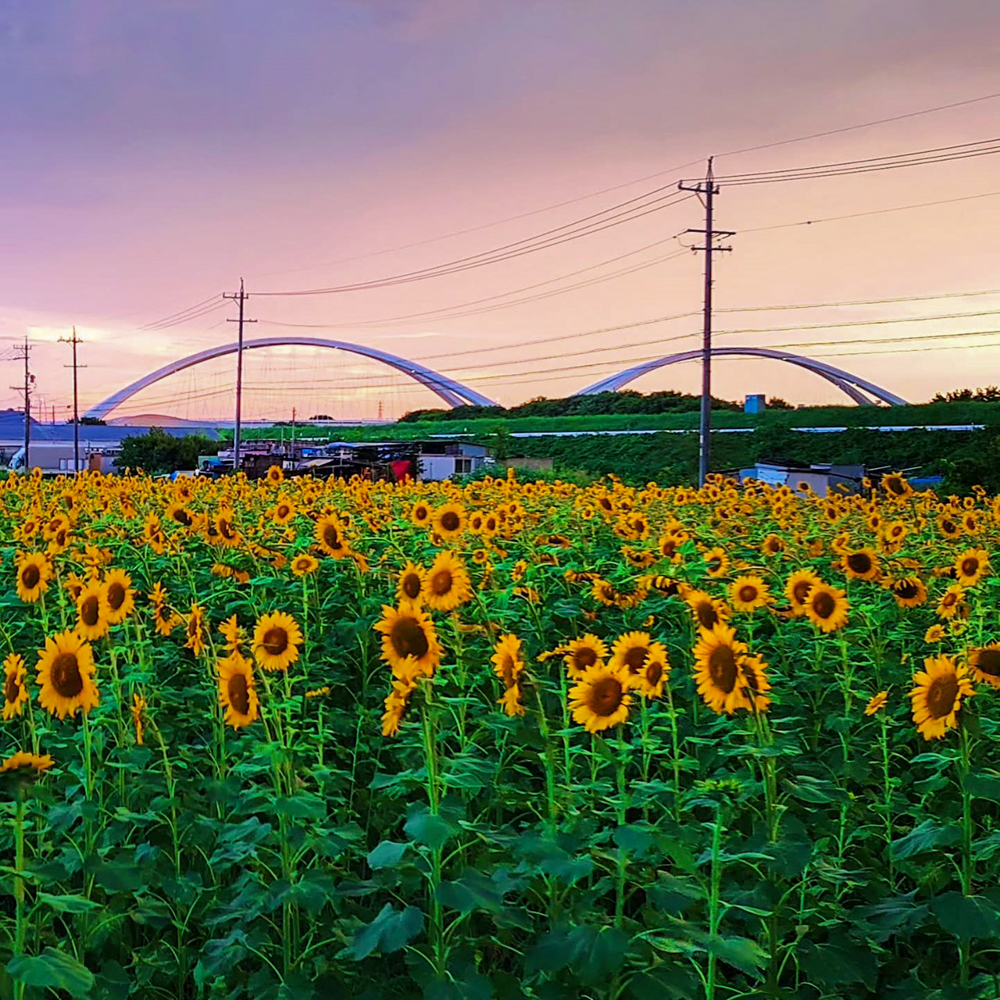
[223,278,256,475]
[679,158,734,486]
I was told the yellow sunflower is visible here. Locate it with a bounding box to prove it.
[865,691,888,715]
[881,472,913,499]
[955,548,989,587]
[609,631,668,685]
[685,589,731,631]
[568,663,632,732]
[410,502,432,528]
[15,552,52,603]
[887,576,927,609]
[374,601,442,677]
[702,546,730,578]
[266,464,284,485]
[936,583,966,620]
[214,508,241,548]
[36,630,99,720]
[422,551,472,612]
[925,624,945,644]
[101,568,135,625]
[804,583,849,633]
[432,502,466,541]
[0,752,54,782]
[2,653,29,720]
[761,533,785,557]
[563,634,608,679]
[219,614,244,653]
[634,650,670,700]
[729,575,772,613]
[910,655,974,740]
[252,611,303,672]
[185,605,209,657]
[273,495,296,525]
[693,623,751,715]
[740,655,771,713]
[937,512,962,539]
[968,643,1000,689]
[217,652,260,729]
[382,677,417,737]
[291,553,319,577]
[842,548,880,582]
[491,634,525,686]
[315,514,351,559]
[75,581,110,641]
[131,693,146,745]
[785,569,821,616]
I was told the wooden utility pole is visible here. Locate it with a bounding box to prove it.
[679,159,734,486]
[10,338,33,471]
[59,327,85,473]
[224,278,256,474]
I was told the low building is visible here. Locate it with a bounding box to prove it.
[739,461,866,496]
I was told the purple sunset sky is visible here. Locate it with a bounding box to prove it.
[2,0,999,420]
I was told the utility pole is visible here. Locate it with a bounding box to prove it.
[223,278,256,474]
[679,158,734,486]
[10,338,34,472]
[59,327,86,473]
[290,407,297,460]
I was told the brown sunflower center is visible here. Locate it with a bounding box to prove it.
[323,524,340,549]
[262,627,289,656]
[886,477,905,495]
[623,646,649,674]
[20,564,40,590]
[925,674,959,719]
[708,645,738,694]
[894,580,920,600]
[942,519,956,534]
[107,582,126,611]
[847,552,872,574]
[277,505,291,519]
[811,591,835,619]
[219,519,236,539]
[80,595,100,627]
[430,570,453,596]
[645,660,663,687]
[586,676,624,717]
[439,511,460,532]
[738,585,759,604]
[228,673,251,715]
[390,617,430,659]
[173,508,192,525]
[975,649,1000,677]
[961,557,980,577]
[572,646,598,670]
[3,670,21,703]
[696,601,719,629]
[402,573,422,600]
[414,506,428,521]
[51,652,84,698]
[792,580,812,605]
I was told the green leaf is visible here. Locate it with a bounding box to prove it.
[340,904,424,960]
[367,841,408,870]
[404,808,458,849]
[783,775,848,804]
[891,820,958,860]
[274,795,327,821]
[931,892,1000,940]
[436,871,509,915]
[964,771,1000,802]
[7,948,94,997]
[36,893,102,914]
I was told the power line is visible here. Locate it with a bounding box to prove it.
[254,191,695,297]
[58,327,86,473]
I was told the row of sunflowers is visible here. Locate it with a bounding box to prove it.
[2,466,1000,998]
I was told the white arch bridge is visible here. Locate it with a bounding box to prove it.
[85,339,907,420]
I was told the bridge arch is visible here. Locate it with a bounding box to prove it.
[85,336,496,420]
[575,347,907,406]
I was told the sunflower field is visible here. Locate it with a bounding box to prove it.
[3,467,1000,999]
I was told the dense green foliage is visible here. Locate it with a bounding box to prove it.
[117,428,220,474]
